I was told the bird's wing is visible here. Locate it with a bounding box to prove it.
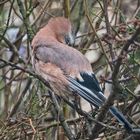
[33,43,92,76]
[67,72,106,108]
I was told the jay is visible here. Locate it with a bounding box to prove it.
[31,17,136,132]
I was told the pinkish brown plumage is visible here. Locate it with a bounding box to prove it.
[32,17,73,47]
[31,17,137,132]
[32,17,92,93]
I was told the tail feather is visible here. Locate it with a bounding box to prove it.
[110,106,132,131]
[68,77,102,108]
[67,74,133,132]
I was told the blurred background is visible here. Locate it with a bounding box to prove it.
[0,0,140,139]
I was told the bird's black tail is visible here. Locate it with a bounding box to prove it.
[109,106,132,131]
[67,73,133,132]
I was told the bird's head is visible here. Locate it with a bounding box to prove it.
[47,17,75,46]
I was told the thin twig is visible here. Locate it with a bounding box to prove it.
[90,27,140,139]
[84,0,113,70]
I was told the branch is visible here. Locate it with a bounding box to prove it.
[90,27,140,139]
[0,58,51,89]
[8,78,32,118]
[49,91,76,140]
[17,0,34,42]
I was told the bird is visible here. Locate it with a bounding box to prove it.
[31,17,136,133]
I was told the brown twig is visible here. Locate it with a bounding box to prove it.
[8,78,32,118]
[49,91,76,140]
[89,27,140,139]
[103,0,115,61]
[84,0,113,70]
